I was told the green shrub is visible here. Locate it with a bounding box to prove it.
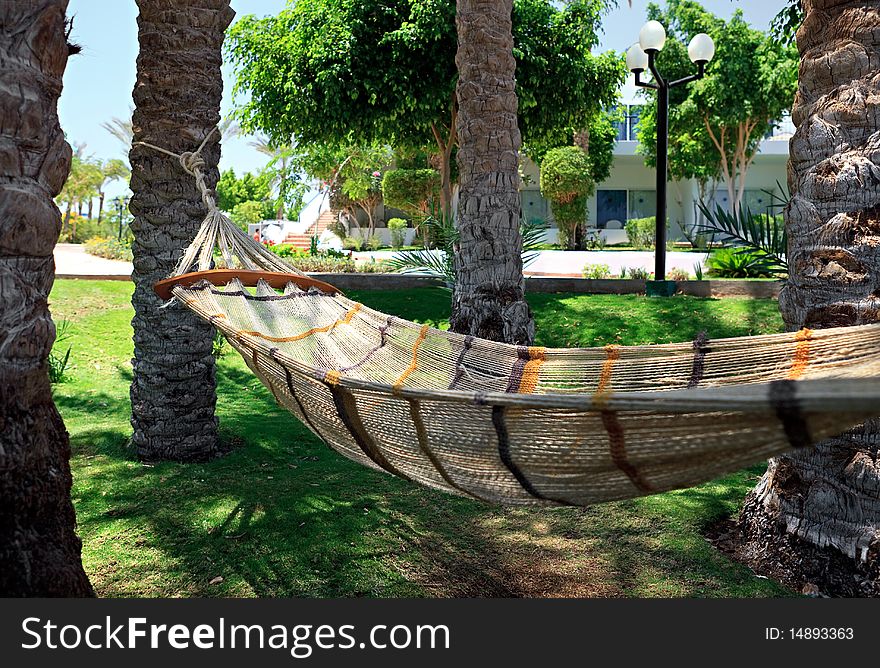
[59,215,117,244]
[627,267,651,280]
[358,259,393,273]
[365,235,382,251]
[540,146,594,250]
[264,244,392,273]
[624,217,666,250]
[706,248,775,278]
[267,243,305,259]
[582,263,612,280]
[343,236,366,251]
[667,268,691,282]
[83,236,133,261]
[388,217,408,249]
[585,231,607,250]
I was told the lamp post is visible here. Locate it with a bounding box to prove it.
[627,21,715,296]
[115,195,130,241]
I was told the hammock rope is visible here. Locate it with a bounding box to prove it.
[139,134,880,506]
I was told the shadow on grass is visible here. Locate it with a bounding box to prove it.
[69,392,786,597]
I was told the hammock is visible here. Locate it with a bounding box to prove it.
[145,136,880,506]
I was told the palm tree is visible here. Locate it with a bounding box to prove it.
[101,112,134,155]
[738,0,880,589]
[128,0,234,461]
[0,0,93,596]
[96,158,130,223]
[250,135,293,220]
[450,0,534,344]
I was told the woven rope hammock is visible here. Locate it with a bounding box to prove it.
[143,134,880,506]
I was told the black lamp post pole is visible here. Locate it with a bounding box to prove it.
[651,52,669,281]
[635,55,705,294]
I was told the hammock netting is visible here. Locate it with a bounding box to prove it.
[175,278,880,505]
[149,138,880,507]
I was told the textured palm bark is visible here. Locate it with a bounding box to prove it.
[450,0,534,345]
[0,0,93,595]
[740,0,880,566]
[129,0,234,461]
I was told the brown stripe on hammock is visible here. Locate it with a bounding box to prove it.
[407,398,489,501]
[769,380,812,449]
[198,286,336,302]
[492,406,549,502]
[601,410,653,494]
[238,303,362,343]
[329,384,412,480]
[338,316,395,373]
[505,346,546,394]
[789,328,813,380]
[491,346,561,501]
[392,324,430,392]
[594,345,653,493]
[688,331,709,388]
[448,335,475,389]
[268,348,331,444]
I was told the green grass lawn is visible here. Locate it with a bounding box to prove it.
[50,279,791,598]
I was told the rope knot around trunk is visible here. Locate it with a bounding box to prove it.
[179,151,206,177]
[133,126,306,281]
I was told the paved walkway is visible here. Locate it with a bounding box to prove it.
[54,243,132,278]
[54,243,708,280]
[354,249,709,278]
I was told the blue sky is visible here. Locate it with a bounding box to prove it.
[61,0,784,199]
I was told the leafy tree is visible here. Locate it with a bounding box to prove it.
[226,0,623,215]
[216,168,273,213]
[636,1,798,215]
[540,146,595,249]
[382,168,441,243]
[294,142,393,235]
[230,200,267,230]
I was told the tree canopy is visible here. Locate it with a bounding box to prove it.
[226,0,624,211]
[540,146,595,249]
[216,168,273,213]
[636,0,797,212]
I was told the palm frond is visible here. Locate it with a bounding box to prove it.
[389,204,548,288]
[695,200,788,275]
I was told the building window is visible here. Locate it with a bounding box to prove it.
[596,190,627,229]
[626,106,642,141]
[628,190,656,220]
[610,105,644,142]
[711,189,775,216]
[611,104,627,142]
[521,190,550,225]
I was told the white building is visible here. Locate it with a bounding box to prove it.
[520,85,792,245]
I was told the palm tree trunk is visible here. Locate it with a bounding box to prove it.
[0,0,93,596]
[129,0,234,461]
[98,191,105,223]
[739,0,880,584]
[450,0,534,344]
